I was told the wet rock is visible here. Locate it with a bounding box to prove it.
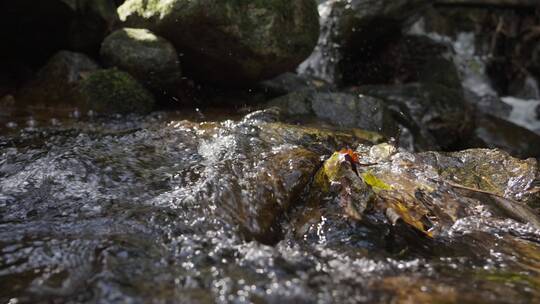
[101,28,182,93]
[297,144,540,242]
[420,148,540,206]
[343,34,460,88]
[473,114,540,159]
[299,0,429,85]
[17,51,100,107]
[118,0,320,85]
[0,0,118,66]
[212,116,385,244]
[536,103,540,119]
[358,83,475,151]
[77,69,155,114]
[258,72,333,98]
[233,147,322,244]
[269,91,398,138]
[463,89,512,119]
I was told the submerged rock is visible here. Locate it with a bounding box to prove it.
[101,28,182,92]
[295,143,540,243]
[212,110,385,242]
[118,0,320,85]
[420,148,540,207]
[77,69,155,114]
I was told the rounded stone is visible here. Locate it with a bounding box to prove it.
[100,28,181,92]
[118,0,320,85]
[78,68,155,114]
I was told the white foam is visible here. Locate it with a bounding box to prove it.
[501,96,540,134]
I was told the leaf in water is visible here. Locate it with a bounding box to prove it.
[313,151,374,219]
[339,148,359,164]
[383,196,433,238]
[361,171,393,192]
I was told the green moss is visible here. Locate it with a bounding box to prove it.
[100,28,181,91]
[78,69,155,114]
[476,270,540,290]
[118,0,319,84]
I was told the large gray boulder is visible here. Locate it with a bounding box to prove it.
[101,28,182,92]
[118,0,320,85]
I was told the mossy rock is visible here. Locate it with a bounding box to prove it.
[78,69,155,114]
[100,28,181,92]
[118,0,319,85]
[309,144,540,237]
[16,51,100,107]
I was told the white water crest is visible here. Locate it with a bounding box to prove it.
[501,96,540,134]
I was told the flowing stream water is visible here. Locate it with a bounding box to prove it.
[2,1,540,303]
[1,108,540,303]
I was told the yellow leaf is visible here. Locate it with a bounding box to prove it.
[362,171,393,192]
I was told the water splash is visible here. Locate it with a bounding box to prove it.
[1,111,540,302]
